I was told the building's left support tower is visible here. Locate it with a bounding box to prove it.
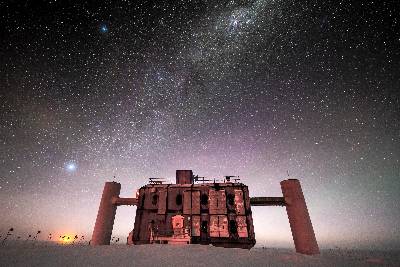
[91,182,121,245]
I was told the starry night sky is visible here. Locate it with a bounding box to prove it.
[1,1,399,249]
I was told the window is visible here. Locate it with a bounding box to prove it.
[152,194,158,205]
[141,193,145,207]
[176,194,182,205]
[227,194,235,206]
[201,194,208,205]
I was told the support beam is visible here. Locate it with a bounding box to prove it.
[91,182,121,246]
[250,197,286,206]
[112,197,138,206]
[280,179,319,255]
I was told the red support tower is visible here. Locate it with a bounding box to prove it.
[280,179,319,255]
[91,182,121,245]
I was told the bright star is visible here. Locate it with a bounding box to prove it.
[66,162,77,172]
[100,24,108,33]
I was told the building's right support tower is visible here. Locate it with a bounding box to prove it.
[280,179,319,255]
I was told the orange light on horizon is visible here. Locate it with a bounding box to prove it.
[58,234,73,244]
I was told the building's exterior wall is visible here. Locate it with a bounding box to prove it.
[132,183,256,248]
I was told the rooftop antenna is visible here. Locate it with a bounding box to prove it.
[224,175,238,182]
[193,175,211,184]
[149,178,166,185]
[287,170,290,177]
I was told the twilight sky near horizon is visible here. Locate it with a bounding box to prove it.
[0,0,399,249]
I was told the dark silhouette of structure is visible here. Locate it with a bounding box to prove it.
[91,170,319,254]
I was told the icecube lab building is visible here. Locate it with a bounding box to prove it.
[91,170,319,255]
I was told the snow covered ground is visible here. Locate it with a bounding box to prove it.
[0,243,399,266]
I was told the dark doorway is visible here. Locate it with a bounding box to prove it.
[201,221,208,242]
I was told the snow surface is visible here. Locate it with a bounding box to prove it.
[0,243,399,266]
